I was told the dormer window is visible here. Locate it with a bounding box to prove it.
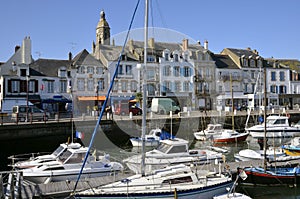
[147,55,155,62]
[250,59,255,67]
[87,66,94,74]
[174,54,179,62]
[165,52,169,61]
[163,50,170,61]
[243,58,248,66]
[58,66,67,77]
[78,66,85,74]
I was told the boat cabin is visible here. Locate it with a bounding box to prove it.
[155,138,189,154]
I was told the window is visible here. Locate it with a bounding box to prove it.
[183,81,189,92]
[183,66,190,77]
[98,79,105,90]
[60,81,67,93]
[251,84,255,93]
[174,54,179,62]
[162,81,171,92]
[77,79,85,91]
[78,66,85,74]
[251,71,255,79]
[168,145,187,154]
[243,58,248,66]
[147,70,155,80]
[97,67,104,74]
[125,65,132,75]
[279,71,285,81]
[244,83,248,93]
[118,65,123,75]
[173,66,180,77]
[250,59,255,67]
[20,69,27,77]
[12,80,20,93]
[162,176,192,185]
[131,81,137,91]
[270,85,277,93]
[47,81,54,93]
[257,60,262,68]
[163,65,171,76]
[205,68,211,78]
[271,71,276,81]
[113,81,118,92]
[164,52,169,61]
[147,55,155,62]
[175,81,181,92]
[121,81,127,91]
[59,68,67,77]
[87,67,94,74]
[279,85,286,94]
[87,80,94,91]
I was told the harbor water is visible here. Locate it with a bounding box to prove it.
[1,118,300,198]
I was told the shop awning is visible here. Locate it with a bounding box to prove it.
[78,96,106,101]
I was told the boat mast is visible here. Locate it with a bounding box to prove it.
[141,0,149,177]
[230,74,234,132]
[263,66,267,171]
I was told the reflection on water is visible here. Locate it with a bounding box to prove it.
[238,185,300,199]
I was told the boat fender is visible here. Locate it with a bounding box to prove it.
[286,113,290,118]
[189,151,199,155]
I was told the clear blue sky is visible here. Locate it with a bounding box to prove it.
[1,0,299,62]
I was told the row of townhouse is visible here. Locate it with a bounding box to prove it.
[1,10,300,115]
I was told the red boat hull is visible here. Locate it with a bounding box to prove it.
[213,133,249,143]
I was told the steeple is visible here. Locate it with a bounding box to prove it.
[96,10,110,45]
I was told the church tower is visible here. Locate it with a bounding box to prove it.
[96,10,110,45]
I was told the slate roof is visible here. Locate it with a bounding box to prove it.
[29,59,72,77]
[224,48,259,58]
[72,49,104,68]
[211,54,240,69]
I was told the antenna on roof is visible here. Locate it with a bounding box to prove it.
[35,51,42,58]
[69,42,77,53]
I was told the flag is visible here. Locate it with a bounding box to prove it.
[76,131,84,139]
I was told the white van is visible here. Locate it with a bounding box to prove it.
[151,98,180,115]
[11,105,50,122]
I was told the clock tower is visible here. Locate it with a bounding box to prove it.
[96,10,110,45]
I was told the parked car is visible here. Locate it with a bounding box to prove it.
[11,105,50,122]
[114,103,142,116]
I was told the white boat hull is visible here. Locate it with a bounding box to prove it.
[76,182,233,199]
[130,138,159,147]
[249,129,299,138]
[23,164,123,184]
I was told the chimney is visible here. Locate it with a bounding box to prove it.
[15,45,20,52]
[182,39,189,51]
[112,38,115,46]
[204,40,208,50]
[148,38,155,48]
[252,49,259,55]
[68,52,72,61]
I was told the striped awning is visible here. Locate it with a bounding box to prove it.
[78,96,106,101]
